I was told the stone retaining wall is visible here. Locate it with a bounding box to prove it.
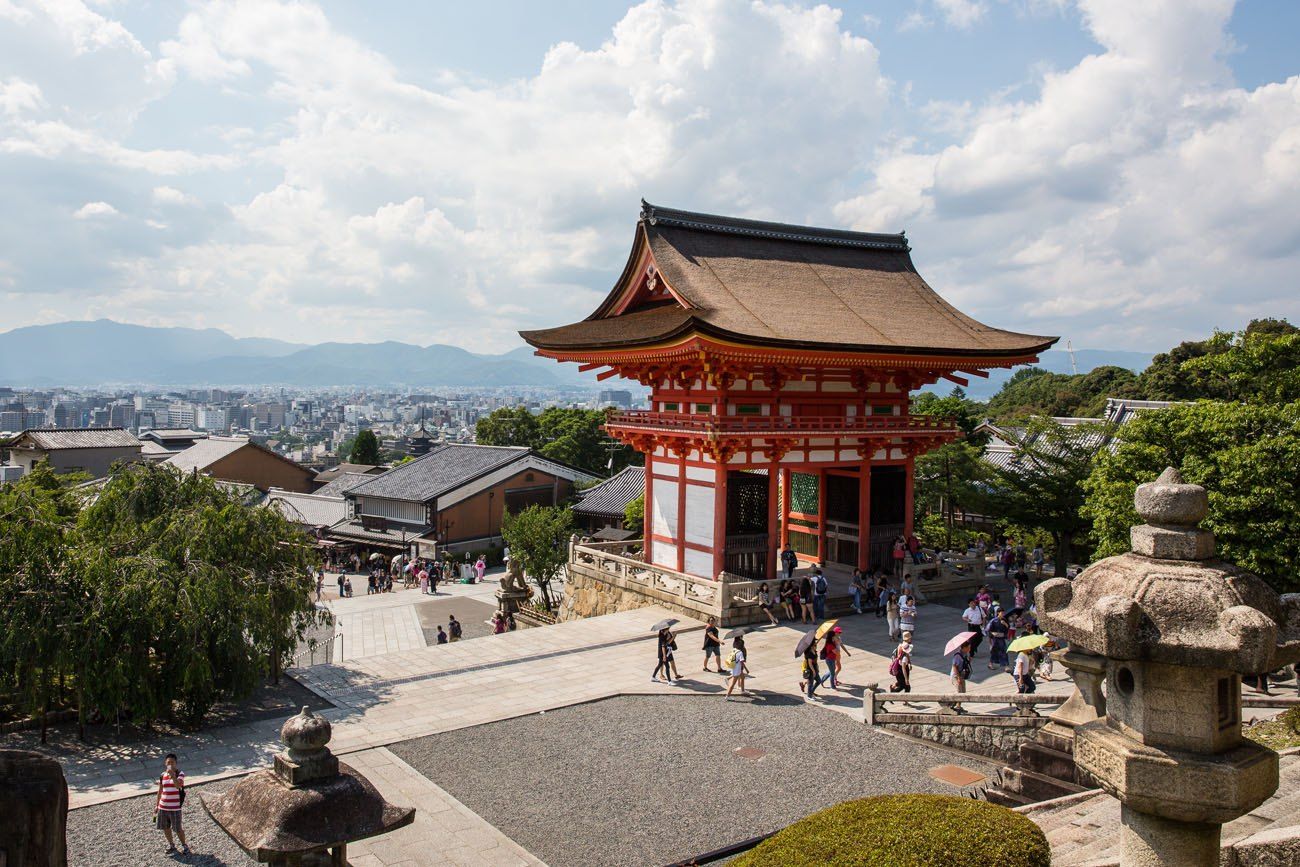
[559,563,667,622]
[880,714,1051,763]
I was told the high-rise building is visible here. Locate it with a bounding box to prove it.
[597,389,633,408]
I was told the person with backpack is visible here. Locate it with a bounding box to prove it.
[951,641,973,694]
[702,617,722,673]
[800,640,820,701]
[448,614,462,642]
[811,569,829,620]
[780,544,798,580]
[888,632,913,693]
[798,573,815,623]
[724,636,749,699]
[154,752,190,856]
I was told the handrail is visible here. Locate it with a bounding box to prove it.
[607,411,957,436]
[290,631,343,668]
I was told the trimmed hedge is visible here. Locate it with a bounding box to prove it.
[733,794,1050,867]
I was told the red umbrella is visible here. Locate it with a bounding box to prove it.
[944,631,977,657]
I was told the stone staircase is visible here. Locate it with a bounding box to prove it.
[1019,749,1300,866]
[985,721,1094,808]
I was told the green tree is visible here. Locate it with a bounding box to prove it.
[349,429,381,465]
[74,464,324,727]
[1179,327,1300,404]
[987,417,1110,575]
[623,493,644,535]
[913,442,988,551]
[1083,401,1300,592]
[912,387,987,438]
[501,504,574,610]
[0,464,87,741]
[1136,318,1299,401]
[475,406,541,448]
[986,366,1140,420]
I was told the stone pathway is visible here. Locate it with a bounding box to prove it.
[345,748,545,867]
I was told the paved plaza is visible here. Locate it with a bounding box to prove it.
[33,583,1075,865]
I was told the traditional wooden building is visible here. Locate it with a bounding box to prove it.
[523,203,1056,583]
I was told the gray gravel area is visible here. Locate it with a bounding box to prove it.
[413,596,498,644]
[389,694,997,867]
[67,780,255,867]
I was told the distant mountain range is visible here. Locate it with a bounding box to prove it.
[0,320,1154,391]
[0,320,594,388]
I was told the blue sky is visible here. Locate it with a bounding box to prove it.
[1,0,1298,352]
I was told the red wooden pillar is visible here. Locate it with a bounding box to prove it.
[816,466,827,565]
[677,449,688,574]
[712,459,728,579]
[767,459,779,580]
[904,454,916,537]
[643,456,654,560]
[779,467,791,547]
[857,461,872,572]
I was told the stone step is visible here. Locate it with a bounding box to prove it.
[1001,767,1090,803]
[1036,725,1076,755]
[1019,741,1078,782]
[985,788,1035,808]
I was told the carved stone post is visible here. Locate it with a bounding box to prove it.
[0,750,68,867]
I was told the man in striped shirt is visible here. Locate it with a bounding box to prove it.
[154,752,191,855]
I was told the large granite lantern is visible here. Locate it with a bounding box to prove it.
[1036,468,1300,867]
[203,707,414,865]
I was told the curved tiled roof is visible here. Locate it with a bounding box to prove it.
[522,202,1057,358]
[574,465,645,517]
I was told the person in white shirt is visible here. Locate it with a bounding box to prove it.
[961,599,985,657]
[1014,650,1037,693]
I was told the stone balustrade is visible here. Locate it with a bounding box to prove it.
[863,686,1069,762]
[563,539,762,625]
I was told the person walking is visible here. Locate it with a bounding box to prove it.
[429,561,440,595]
[474,556,487,583]
[898,593,916,638]
[892,536,906,579]
[1031,544,1045,578]
[886,590,901,641]
[418,566,429,596]
[780,544,797,581]
[850,569,867,615]
[888,631,913,693]
[702,617,722,673]
[799,573,815,623]
[801,640,821,701]
[724,636,749,699]
[1000,543,1015,579]
[961,598,985,657]
[448,615,462,642]
[154,753,190,856]
[951,641,973,694]
[986,608,1010,671]
[652,626,676,683]
[811,568,829,621]
[1014,541,1027,574]
[819,627,850,689]
[1014,649,1037,694]
[315,570,324,601]
[874,573,890,618]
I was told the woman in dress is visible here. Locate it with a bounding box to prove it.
[725,636,749,699]
[779,580,797,620]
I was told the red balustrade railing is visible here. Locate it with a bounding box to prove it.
[606,410,958,436]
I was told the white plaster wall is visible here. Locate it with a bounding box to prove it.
[686,465,715,482]
[652,479,679,538]
[809,449,837,461]
[822,381,854,392]
[684,548,713,579]
[652,460,677,477]
[782,380,816,392]
[684,484,714,547]
[652,539,677,569]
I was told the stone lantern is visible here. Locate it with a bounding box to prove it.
[203,707,414,865]
[1036,468,1300,867]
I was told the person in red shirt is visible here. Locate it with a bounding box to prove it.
[154,752,190,855]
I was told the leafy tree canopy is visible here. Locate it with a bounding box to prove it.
[1083,401,1300,593]
[349,428,381,465]
[475,406,640,476]
[986,366,1141,420]
[1135,318,1299,402]
[501,504,575,610]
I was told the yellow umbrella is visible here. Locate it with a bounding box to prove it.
[815,619,839,639]
[1008,633,1050,653]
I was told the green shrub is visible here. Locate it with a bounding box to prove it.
[1282,706,1300,735]
[734,794,1050,867]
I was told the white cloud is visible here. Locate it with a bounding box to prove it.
[73,200,118,218]
[152,185,198,205]
[836,0,1300,349]
[0,77,42,115]
[934,0,986,29]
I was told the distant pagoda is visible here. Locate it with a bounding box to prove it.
[522,202,1056,580]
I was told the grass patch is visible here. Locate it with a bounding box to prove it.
[1245,708,1300,752]
[734,794,1050,867]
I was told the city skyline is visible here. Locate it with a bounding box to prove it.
[2,0,1298,354]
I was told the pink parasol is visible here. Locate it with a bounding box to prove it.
[944,631,977,657]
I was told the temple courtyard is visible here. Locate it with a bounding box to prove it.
[17,576,1077,865]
